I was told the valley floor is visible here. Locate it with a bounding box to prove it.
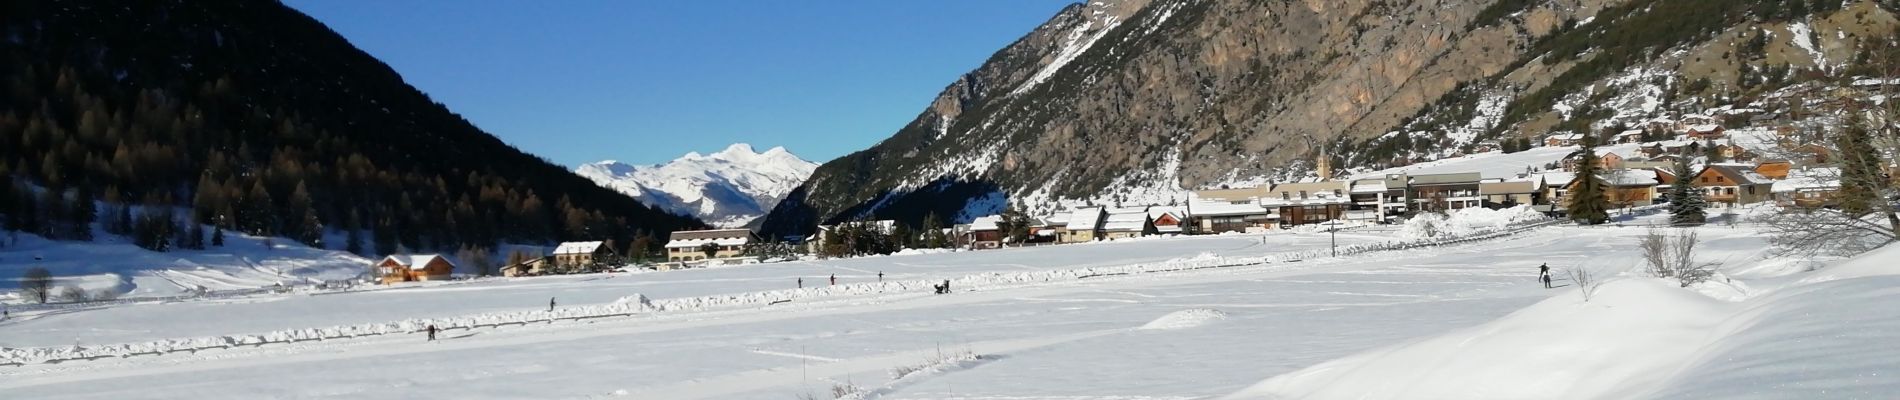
[0,222,1893,400]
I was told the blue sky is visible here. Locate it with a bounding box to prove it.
[284,0,1076,167]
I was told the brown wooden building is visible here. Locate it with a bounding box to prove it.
[378,254,455,284]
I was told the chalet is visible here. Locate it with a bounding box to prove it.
[500,257,547,277]
[1147,206,1187,234]
[1100,208,1152,239]
[1536,172,1577,209]
[1691,164,1774,206]
[967,215,1005,249]
[1262,181,1351,228]
[1754,160,1793,180]
[550,241,617,272]
[1062,206,1106,243]
[1680,114,1719,128]
[1580,169,1662,207]
[1620,159,1675,171]
[1612,129,1645,144]
[665,229,758,264]
[1772,168,1841,209]
[378,254,455,284]
[1479,181,1543,208]
[1563,149,1623,172]
[1545,132,1587,147]
[1407,173,1485,211]
[1685,124,1726,139]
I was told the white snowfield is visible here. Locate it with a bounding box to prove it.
[2,219,1895,399]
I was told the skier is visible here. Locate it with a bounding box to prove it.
[942,279,951,294]
[1538,263,1552,289]
[798,277,804,288]
[426,324,438,341]
[830,274,837,286]
[878,271,884,282]
[548,297,557,312]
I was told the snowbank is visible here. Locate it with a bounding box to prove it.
[1229,241,1900,400]
[1399,206,1548,240]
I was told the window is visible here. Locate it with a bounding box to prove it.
[1299,190,1307,199]
[1281,192,1290,200]
[1727,188,1736,195]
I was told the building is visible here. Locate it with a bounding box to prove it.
[1563,149,1623,172]
[967,215,1005,249]
[1479,180,1543,208]
[1772,168,1842,208]
[665,229,759,263]
[1100,208,1151,239]
[378,254,455,284]
[1612,129,1645,144]
[1147,206,1186,234]
[550,241,617,271]
[1262,181,1352,228]
[1685,124,1726,139]
[1579,169,1663,207]
[1691,164,1774,206]
[1545,132,1586,147]
[499,257,548,277]
[1188,188,1276,233]
[1407,173,1485,211]
[1754,160,1793,180]
[1062,206,1107,243]
[1347,177,1404,218]
[1536,172,1577,212]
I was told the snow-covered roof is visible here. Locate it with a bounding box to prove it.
[1068,206,1105,230]
[1349,179,1388,194]
[1614,129,1644,138]
[1101,210,1149,232]
[552,241,606,255]
[1772,168,1841,193]
[1547,133,1585,140]
[1042,212,1072,226]
[665,229,756,249]
[1538,172,1577,187]
[969,215,1004,231]
[1188,200,1271,217]
[1703,164,1773,185]
[1147,206,1185,222]
[1686,124,1723,133]
[381,254,450,270]
[1600,169,1660,186]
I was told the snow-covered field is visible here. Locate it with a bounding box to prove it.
[2,220,1895,400]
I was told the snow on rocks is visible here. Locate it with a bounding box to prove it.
[1139,308,1228,330]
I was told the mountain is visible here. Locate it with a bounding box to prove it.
[577,144,817,228]
[761,0,1900,238]
[0,0,705,259]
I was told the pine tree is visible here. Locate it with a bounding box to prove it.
[187,218,207,249]
[1567,143,1613,225]
[920,211,946,249]
[1668,158,1707,226]
[373,218,398,256]
[69,185,95,241]
[344,210,365,255]
[289,182,323,247]
[211,217,226,247]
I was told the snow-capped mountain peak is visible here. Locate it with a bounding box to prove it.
[577,144,818,228]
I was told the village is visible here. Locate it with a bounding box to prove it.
[365,112,1872,286]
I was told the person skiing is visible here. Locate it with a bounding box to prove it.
[878,271,884,282]
[1538,263,1552,289]
[426,324,438,341]
[798,277,804,288]
[942,279,951,293]
[830,274,837,286]
[548,297,557,312]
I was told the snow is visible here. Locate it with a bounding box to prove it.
[0,227,372,299]
[1353,143,1646,181]
[5,216,1895,399]
[1009,2,1126,96]
[381,254,446,270]
[1788,21,1827,70]
[550,241,604,255]
[1398,206,1549,240]
[575,143,817,227]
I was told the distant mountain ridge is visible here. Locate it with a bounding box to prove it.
[577,144,817,228]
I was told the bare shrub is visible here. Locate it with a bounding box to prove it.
[55,285,91,302]
[1640,228,1720,287]
[1569,267,1602,302]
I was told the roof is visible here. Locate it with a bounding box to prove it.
[552,241,606,255]
[1547,133,1585,140]
[1101,210,1149,232]
[969,215,1004,231]
[1042,212,1072,226]
[1409,173,1483,186]
[1193,187,1271,201]
[665,229,757,248]
[1349,179,1388,193]
[1702,164,1773,185]
[1268,181,1349,197]
[1188,200,1272,217]
[1600,169,1660,186]
[1147,206,1186,222]
[1686,124,1723,133]
[381,254,452,270]
[1538,172,1578,187]
[1772,168,1841,193]
[1068,206,1105,230]
[1614,129,1644,137]
[1479,181,1539,195]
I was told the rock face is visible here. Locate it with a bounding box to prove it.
[578,144,817,228]
[761,0,1896,238]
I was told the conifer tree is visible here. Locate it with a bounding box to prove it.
[920,211,946,249]
[289,182,323,247]
[69,185,95,241]
[1567,142,1613,225]
[211,215,226,247]
[1668,158,1708,226]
